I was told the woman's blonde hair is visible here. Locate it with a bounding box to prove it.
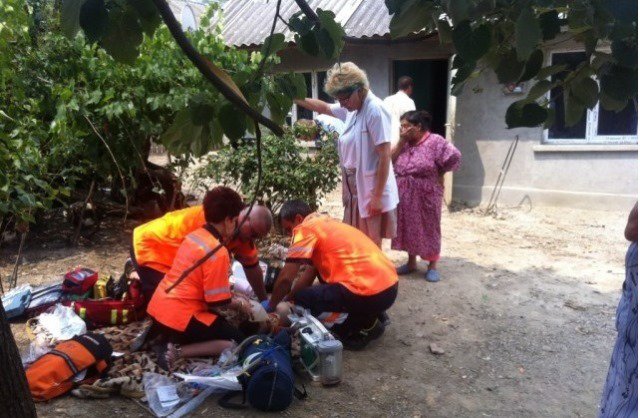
[324,62,370,97]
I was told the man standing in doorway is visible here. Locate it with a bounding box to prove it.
[384,76,416,147]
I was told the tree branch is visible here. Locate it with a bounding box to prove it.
[70,179,95,246]
[9,231,27,290]
[83,115,129,225]
[151,0,284,136]
[258,0,283,76]
[293,0,318,21]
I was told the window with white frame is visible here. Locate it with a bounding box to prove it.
[545,51,638,144]
[288,70,332,125]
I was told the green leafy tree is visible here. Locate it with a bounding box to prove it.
[384,0,637,128]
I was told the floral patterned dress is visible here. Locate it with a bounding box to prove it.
[599,241,638,417]
[391,132,461,260]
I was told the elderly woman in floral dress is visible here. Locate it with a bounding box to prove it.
[391,110,461,282]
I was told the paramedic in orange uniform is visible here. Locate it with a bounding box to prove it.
[264,200,399,350]
[131,198,272,303]
[147,187,253,370]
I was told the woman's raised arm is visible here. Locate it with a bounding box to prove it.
[294,98,333,116]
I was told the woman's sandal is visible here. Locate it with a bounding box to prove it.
[425,269,441,282]
[153,342,180,371]
[396,264,417,275]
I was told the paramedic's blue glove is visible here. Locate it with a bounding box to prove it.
[260,299,274,313]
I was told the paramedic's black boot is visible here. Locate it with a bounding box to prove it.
[342,319,385,351]
[378,311,391,326]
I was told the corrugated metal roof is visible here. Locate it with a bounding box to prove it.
[220,0,393,47]
[343,0,391,39]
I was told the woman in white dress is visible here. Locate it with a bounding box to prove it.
[295,62,398,247]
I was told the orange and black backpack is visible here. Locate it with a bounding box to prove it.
[26,333,112,401]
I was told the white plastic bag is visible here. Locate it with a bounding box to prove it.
[37,304,86,340]
[173,366,242,390]
[143,373,196,417]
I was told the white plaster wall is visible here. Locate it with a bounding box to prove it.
[453,70,638,210]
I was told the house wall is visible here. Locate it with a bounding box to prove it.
[274,39,638,210]
[453,70,638,211]
[277,37,452,97]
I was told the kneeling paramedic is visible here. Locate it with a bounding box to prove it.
[130,194,272,304]
[147,187,254,370]
[263,200,399,350]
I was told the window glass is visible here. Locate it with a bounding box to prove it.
[597,101,638,136]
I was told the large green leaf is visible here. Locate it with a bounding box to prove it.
[570,77,599,108]
[261,33,286,58]
[78,0,108,43]
[603,0,637,25]
[218,103,246,141]
[100,8,143,64]
[267,91,293,125]
[295,32,319,57]
[598,91,628,112]
[518,49,543,82]
[385,0,403,14]
[470,0,496,18]
[275,73,307,100]
[162,109,206,155]
[564,91,587,127]
[436,19,453,44]
[445,0,470,25]
[189,101,215,126]
[389,0,434,38]
[536,64,568,80]
[317,9,344,59]
[539,10,561,41]
[316,29,336,60]
[506,101,548,128]
[591,52,614,71]
[289,13,313,36]
[129,0,161,36]
[524,79,554,102]
[515,6,541,61]
[611,39,637,69]
[495,48,524,84]
[451,57,475,83]
[450,60,475,96]
[61,0,86,38]
[452,21,491,62]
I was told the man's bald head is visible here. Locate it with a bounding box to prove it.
[238,205,273,241]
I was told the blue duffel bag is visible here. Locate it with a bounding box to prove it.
[219,330,306,412]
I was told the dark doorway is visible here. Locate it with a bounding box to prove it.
[392,59,449,136]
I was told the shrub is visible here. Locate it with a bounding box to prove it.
[192,126,340,213]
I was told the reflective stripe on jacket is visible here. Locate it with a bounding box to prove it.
[147,227,232,331]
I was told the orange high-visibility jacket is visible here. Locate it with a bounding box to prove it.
[132,205,258,273]
[147,227,232,331]
[286,213,398,296]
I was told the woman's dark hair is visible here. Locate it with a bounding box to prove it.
[279,200,313,222]
[203,186,244,223]
[400,110,432,131]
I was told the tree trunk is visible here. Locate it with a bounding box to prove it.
[0,303,37,417]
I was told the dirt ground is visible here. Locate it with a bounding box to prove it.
[2,188,632,417]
